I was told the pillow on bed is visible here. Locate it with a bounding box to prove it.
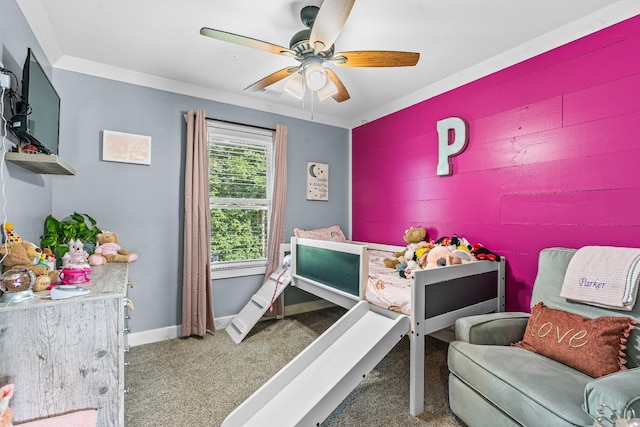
[513,302,636,378]
[293,225,347,242]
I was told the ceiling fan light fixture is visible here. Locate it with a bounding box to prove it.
[284,72,306,99]
[317,78,338,101]
[304,60,327,91]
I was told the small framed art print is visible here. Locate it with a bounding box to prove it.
[306,162,328,201]
[102,130,152,165]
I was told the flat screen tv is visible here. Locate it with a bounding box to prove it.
[10,48,60,155]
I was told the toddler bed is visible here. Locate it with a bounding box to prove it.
[290,236,505,416]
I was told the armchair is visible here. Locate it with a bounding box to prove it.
[448,247,640,427]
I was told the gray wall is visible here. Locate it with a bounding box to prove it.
[1,0,54,236]
[1,0,350,332]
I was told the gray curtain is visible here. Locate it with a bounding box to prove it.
[263,125,288,317]
[182,109,215,337]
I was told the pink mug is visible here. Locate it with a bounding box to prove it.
[59,268,91,284]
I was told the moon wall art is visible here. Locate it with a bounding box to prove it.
[306,162,329,201]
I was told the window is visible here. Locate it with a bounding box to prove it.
[207,120,274,277]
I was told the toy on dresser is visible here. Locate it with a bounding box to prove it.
[0,223,58,292]
[88,231,138,265]
[62,239,91,269]
[59,239,91,285]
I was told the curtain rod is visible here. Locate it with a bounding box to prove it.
[183,112,275,132]
[208,117,275,133]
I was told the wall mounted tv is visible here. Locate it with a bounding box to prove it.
[9,48,60,155]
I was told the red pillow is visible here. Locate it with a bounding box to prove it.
[513,302,636,378]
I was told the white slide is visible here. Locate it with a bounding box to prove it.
[222,301,411,427]
[226,267,292,344]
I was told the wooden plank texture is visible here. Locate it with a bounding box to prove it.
[0,264,128,426]
[352,16,640,311]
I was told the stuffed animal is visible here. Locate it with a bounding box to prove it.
[383,226,433,269]
[41,247,57,271]
[435,234,472,252]
[89,231,138,265]
[424,245,465,268]
[470,243,501,261]
[427,233,488,268]
[0,224,57,292]
[0,384,13,427]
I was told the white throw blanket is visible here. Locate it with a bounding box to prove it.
[560,246,640,311]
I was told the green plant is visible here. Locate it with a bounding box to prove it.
[40,212,101,262]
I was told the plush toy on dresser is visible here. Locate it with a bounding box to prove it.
[62,239,91,269]
[0,224,58,292]
[88,231,138,265]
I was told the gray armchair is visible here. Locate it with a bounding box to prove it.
[448,247,640,427]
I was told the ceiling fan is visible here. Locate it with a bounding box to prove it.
[200,0,419,103]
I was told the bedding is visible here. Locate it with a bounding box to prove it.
[366,248,481,316]
[366,250,413,315]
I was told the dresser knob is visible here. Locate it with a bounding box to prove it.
[124,327,131,334]
[127,280,134,288]
[123,298,134,311]
[124,345,131,353]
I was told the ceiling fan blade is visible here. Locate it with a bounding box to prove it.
[200,27,297,59]
[325,69,350,103]
[309,0,355,52]
[331,51,420,67]
[245,66,301,92]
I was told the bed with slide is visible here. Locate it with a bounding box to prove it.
[222,228,505,426]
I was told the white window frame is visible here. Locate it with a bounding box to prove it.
[207,120,274,279]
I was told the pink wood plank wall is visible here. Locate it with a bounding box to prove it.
[352,15,640,312]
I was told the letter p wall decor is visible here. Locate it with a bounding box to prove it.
[436,117,469,176]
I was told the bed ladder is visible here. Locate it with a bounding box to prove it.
[226,267,292,344]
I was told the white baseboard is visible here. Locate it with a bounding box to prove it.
[128,325,182,347]
[128,299,335,347]
[215,315,233,330]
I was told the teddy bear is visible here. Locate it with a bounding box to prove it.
[0,240,57,292]
[88,231,138,265]
[383,226,434,269]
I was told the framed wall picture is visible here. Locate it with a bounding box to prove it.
[306,161,328,201]
[102,130,152,165]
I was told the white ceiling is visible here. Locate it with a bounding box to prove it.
[17,0,640,129]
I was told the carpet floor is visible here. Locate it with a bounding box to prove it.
[124,306,465,427]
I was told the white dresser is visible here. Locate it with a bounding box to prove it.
[0,263,131,426]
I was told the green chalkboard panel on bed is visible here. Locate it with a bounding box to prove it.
[296,245,361,297]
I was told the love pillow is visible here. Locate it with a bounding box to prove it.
[513,302,636,378]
